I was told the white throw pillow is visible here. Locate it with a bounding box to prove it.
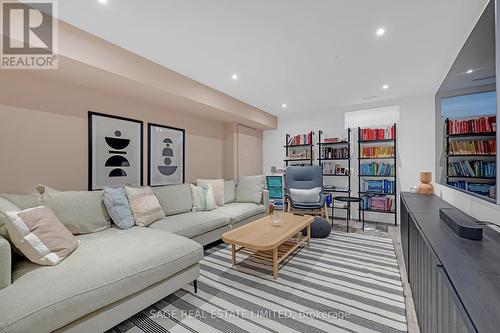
[190,184,217,212]
[289,187,321,203]
[196,179,224,206]
[125,186,165,227]
[224,180,236,204]
[235,175,265,204]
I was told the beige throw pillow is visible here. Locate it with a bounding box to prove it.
[196,179,224,206]
[190,184,217,212]
[4,206,79,266]
[125,186,165,227]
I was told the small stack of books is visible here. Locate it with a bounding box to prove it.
[288,133,312,145]
[448,160,496,178]
[323,137,345,143]
[448,116,496,135]
[363,179,395,194]
[448,140,496,155]
[360,162,394,176]
[361,146,395,158]
[361,195,395,212]
[360,125,396,141]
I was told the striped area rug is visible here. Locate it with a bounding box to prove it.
[110,232,407,333]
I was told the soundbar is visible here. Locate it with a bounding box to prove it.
[439,208,483,240]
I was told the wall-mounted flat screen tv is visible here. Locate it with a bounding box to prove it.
[435,0,499,203]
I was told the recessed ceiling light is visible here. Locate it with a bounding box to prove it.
[466,69,474,74]
[282,103,287,108]
[231,74,238,80]
[376,28,385,36]
[98,0,107,3]
[382,84,389,90]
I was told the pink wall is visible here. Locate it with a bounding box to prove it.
[0,71,225,193]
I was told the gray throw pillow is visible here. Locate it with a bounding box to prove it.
[289,187,321,203]
[103,187,135,229]
[235,175,265,204]
[37,185,111,235]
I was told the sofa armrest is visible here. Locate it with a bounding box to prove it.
[0,235,11,290]
[261,190,270,213]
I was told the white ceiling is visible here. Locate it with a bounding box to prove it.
[55,0,489,116]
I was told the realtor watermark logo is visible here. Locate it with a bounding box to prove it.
[1,0,58,69]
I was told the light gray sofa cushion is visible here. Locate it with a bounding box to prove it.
[149,211,230,239]
[0,235,11,290]
[152,184,192,216]
[0,197,20,242]
[38,186,111,235]
[214,203,266,224]
[235,175,265,204]
[0,194,41,210]
[224,180,236,204]
[0,227,203,333]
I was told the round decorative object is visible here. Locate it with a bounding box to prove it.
[302,217,331,238]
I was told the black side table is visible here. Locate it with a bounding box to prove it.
[333,196,365,232]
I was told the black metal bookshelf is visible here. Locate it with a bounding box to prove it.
[318,129,351,221]
[284,131,314,166]
[445,118,496,201]
[357,124,397,225]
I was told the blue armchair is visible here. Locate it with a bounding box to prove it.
[285,166,327,218]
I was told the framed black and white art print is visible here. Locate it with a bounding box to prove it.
[88,112,143,190]
[148,123,185,186]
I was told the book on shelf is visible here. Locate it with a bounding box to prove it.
[448,181,496,199]
[288,132,312,146]
[362,179,395,194]
[321,146,348,159]
[360,125,395,141]
[360,162,394,176]
[360,146,395,158]
[448,160,496,178]
[322,161,349,175]
[361,195,395,212]
[448,140,496,155]
[448,116,496,135]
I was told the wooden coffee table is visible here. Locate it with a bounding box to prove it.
[222,213,315,279]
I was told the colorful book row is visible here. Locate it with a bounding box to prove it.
[448,181,496,199]
[360,146,395,158]
[449,140,496,155]
[361,195,395,212]
[448,116,496,135]
[360,125,395,141]
[448,160,496,178]
[321,147,348,159]
[362,179,395,194]
[360,162,395,176]
[288,133,313,146]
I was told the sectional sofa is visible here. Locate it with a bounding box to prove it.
[0,180,269,333]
